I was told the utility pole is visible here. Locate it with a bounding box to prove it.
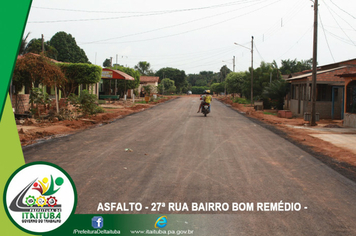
[310,0,318,126]
[233,56,235,72]
[233,37,254,105]
[251,36,254,106]
[41,34,44,53]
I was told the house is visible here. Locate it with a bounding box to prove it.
[11,53,102,114]
[139,76,160,95]
[336,71,356,127]
[285,59,356,121]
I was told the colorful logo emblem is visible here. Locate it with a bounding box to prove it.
[92,216,104,229]
[3,162,77,234]
[155,216,167,228]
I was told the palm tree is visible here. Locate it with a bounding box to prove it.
[19,32,30,55]
[134,61,152,75]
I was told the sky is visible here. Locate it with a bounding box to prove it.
[24,0,356,75]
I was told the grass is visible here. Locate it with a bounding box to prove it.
[263,112,277,116]
[233,97,250,104]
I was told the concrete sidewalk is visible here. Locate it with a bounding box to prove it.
[286,124,356,154]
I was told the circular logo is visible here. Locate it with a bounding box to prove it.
[3,162,77,234]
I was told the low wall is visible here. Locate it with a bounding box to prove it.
[344,113,356,127]
[12,94,30,114]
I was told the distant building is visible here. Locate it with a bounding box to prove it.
[139,76,160,95]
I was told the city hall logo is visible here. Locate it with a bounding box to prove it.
[3,162,77,234]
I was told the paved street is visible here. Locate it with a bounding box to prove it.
[24,97,356,235]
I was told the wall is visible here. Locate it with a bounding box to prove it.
[344,113,356,127]
[289,99,333,119]
[11,94,30,114]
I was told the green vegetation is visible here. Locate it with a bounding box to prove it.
[158,78,176,95]
[232,97,249,104]
[58,63,102,98]
[13,53,66,94]
[103,58,111,67]
[156,67,187,93]
[68,90,104,116]
[29,87,51,117]
[263,112,277,116]
[50,31,90,63]
[135,61,154,76]
[191,86,210,94]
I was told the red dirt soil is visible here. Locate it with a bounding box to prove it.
[17,97,174,146]
[217,96,356,167]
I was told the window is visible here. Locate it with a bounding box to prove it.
[316,84,332,101]
[347,80,356,113]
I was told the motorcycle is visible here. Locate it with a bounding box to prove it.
[201,102,210,117]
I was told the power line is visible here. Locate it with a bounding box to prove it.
[28,0,262,23]
[324,1,356,46]
[253,42,264,61]
[276,25,313,59]
[80,0,265,44]
[83,0,282,45]
[262,0,306,40]
[319,12,335,62]
[324,2,356,32]
[32,0,253,14]
[324,29,356,46]
[329,0,356,20]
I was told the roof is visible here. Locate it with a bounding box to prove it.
[102,68,135,81]
[140,76,160,83]
[285,66,347,81]
[336,72,356,77]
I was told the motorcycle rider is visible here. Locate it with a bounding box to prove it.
[197,90,212,113]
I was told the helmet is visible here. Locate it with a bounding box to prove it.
[205,90,210,94]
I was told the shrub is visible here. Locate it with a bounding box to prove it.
[68,90,102,116]
[191,86,210,94]
[232,97,249,104]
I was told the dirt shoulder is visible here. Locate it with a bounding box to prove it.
[17,96,176,146]
[216,96,356,169]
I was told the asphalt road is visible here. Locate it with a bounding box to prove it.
[24,97,356,235]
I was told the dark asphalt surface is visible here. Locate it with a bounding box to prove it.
[24,97,356,235]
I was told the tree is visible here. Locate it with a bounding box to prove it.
[50,31,90,63]
[262,79,289,110]
[155,67,187,93]
[103,58,111,67]
[242,61,281,100]
[219,65,232,82]
[158,78,175,94]
[19,32,30,55]
[279,58,313,75]
[225,72,246,96]
[210,83,225,94]
[134,61,154,75]
[58,63,102,98]
[25,38,58,59]
[13,53,66,94]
